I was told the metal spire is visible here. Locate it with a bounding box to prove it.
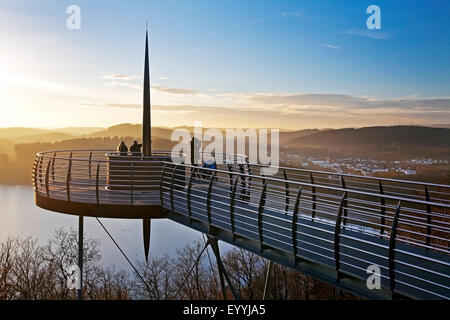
[143,23,152,263]
[143,23,151,156]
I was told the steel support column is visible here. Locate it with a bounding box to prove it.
[262,260,273,300]
[77,215,84,300]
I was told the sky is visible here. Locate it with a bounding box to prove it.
[0,0,449,130]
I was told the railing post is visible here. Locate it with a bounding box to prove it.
[283,169,290,214]
[187,167,194,224]
[88,151,92,180]
[379,181,386,239]
[77,215,84,300]
[51,152,56,182]
[292,186,302,265]
[95,163,100,205]
[206,171,216,234]
[334,192,347,281]
[66,152,73,201]
[32,157,39,190]
[45,159,51,198]
[310,173,317,221]
[38,155,43,187]
[424,186,432,247]
[340,176,348,227]
[227,164,233,196]
[257,179,268,252]
[230,176,239,241]
[159,163,167,207]
[170,164,178,213]
[246,158,252,198]
[388,201,402,297]
[130,162,134,205]
[239,163,245,199]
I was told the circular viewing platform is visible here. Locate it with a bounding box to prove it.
[32,149,247,219]
[32,149,178,219]
[33,148,450,223]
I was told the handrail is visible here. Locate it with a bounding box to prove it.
[161,162,449,208]
[249,162,450,189]
[33,150,450,209]
[35,149,449,190]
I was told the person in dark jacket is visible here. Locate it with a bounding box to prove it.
[130,140,142,156]
[117,141,128,156]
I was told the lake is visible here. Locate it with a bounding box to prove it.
[0,185,216,271]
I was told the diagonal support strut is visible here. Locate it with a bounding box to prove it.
[207,236,240,300]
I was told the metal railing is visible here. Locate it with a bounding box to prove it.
[159,162,450,299]
[32,149,450,299]
[32,149,248,206]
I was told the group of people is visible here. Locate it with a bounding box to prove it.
[117,140,142,156]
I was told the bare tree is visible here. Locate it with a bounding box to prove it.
[43,227,102,299]
[134,255,174,300]
[0,232,358,300]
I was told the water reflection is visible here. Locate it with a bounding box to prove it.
[0,185,206,271]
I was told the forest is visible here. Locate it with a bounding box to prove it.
[0,228,356,300]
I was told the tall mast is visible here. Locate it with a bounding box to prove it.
[143,25,151,156]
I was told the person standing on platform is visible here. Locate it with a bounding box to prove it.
[130,140,143,156]
[117,141,128,156]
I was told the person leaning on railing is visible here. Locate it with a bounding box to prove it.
[130,140,142,156]
[117,141,128,156]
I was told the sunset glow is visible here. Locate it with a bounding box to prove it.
[0,1,449,130]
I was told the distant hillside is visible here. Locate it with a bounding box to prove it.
[0,126,104,142]
[288,126,450,159]
[291,126,449,147]
[430,124,450,129]
[84,123,176,140]
[0,138,15,158]
[0,127,50,139]
[57,127,105,136]
[279,129,322,147]
[14,132,75,144]
[85,123,142,138]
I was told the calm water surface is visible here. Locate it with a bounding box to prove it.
[0,185,212,271]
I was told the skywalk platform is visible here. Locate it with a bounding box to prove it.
[33,149,450,299]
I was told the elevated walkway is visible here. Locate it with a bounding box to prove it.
[33,149,450,299]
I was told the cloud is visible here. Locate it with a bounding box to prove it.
[322,44,340,49]
[281,11,305,20]
[79,101,140,109]
[342,29,390,40]
[101,73,138,81]
[78,92,450,129]
[105,81,142,90]
[240,93,450,112]
[152,85,198,95]
[158,76,169,80]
